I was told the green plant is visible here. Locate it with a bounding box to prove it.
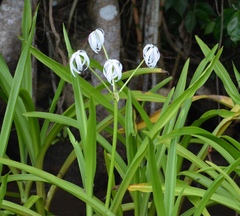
[166,0,240,44]
[0,1,239,215]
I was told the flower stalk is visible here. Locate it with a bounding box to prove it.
[105,83,119,208]
[102,45,109,60]
[119,44,160,93]
[88,66,112,93]
[70,29,161,211]
[119,59,145,93]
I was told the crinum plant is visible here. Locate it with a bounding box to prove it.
[0,1,239,216]
[68,27,161,213]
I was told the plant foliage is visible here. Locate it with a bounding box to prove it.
[0,1,239,216]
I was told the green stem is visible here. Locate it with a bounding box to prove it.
[119,59,145,93]
[102,45,109,60]
[88,66,112,93]
[89,44,112,93]
[105,83,119,208]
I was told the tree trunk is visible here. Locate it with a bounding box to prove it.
[88,0,121,86]
[143,0,160,113]
[0,0,24,73]
[87,0,122,187]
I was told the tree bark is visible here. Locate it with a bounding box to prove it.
[0,0,24,73]
[87,0,122,187]
[88,0,121,86]
[143,0,160,113]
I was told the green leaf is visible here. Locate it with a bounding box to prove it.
[227,11,240,42]
[0,55,34,165]
[67,128,86,189]
[158,126,239,161]
[121,68,168,81]
[22,0,32,41]
[196,2,215,17]
[21,0,34,94]
[0,158,114,216]
[146,132,166,216]
[230,0,240,10]
[206,161,240,201]
[19,89,40,158]
[172,183,190,216]
[128,180,240,212]
[221,135,240,151]
[196,36,240,104]
[165,0,175,11]
[30,46,114,113]
[179,171,231,198]
[1,200,41,216]
[204,21,215,35]
[173,0,188,16]
[111,41,222,214]
[0,174,45,183]
[195,9,209,22]
[0,173,9,209]
[188,196,211,216]
[174,58,189,97]
[213,8,235,40]
[124,92,141,215]
[164,138,178,215]
[63,24,102,71]
[224,8,237,25]
[120,90,166,103]
[96,133,127,176]
[233,62,240,89]
[30,47,71,82]
[128,183,152,192]
[0,6,38,171]
[85,97,97,215]
[185,10,196,33]
[194,158,240,216]
[63,24,73,58]
[40,79,65,144]
[23,195,42,209]
[71,75,88,147]
[125,90,137,165]
[24,112,77,128]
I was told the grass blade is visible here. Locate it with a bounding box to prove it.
[85,97,97,215]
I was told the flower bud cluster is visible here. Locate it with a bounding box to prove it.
[69,28,161,86]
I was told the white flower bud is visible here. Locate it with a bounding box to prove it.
[143,44,160,68]
[103,59,122,85]
[88,28,105,53]
[70,50,90,77]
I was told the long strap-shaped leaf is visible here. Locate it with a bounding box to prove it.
[196,36,240,104]
[0,157,115,216]
[0,6,38,173]
[110,46,222,214]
